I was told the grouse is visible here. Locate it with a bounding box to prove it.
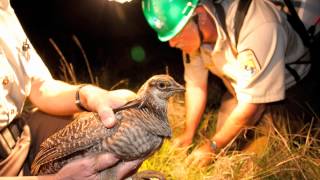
[31,74,184,179]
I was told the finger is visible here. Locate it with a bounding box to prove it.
[93,153,120,172]
[172,139,187,150]
[198,158,208,168]
[98,107,116,128]
[115,159,144,180]
[186,152,201,167]
[184,154,194,167]
[171,140,180,149]
[190,158,198,167]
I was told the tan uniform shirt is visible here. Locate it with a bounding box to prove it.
[277,0,320,32]
[184,0,311,103]
[0,0,52,130]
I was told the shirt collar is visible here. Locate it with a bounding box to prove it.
[200,0,231,52]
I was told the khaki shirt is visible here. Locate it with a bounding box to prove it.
[0,0,52,130]
[275,0,320,32]
[184,0,311,104]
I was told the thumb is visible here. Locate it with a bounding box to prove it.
[98,107,116,128]
[93,153,119,172]
[116,159,143,180]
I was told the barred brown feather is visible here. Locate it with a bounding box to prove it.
[31,74,184,178]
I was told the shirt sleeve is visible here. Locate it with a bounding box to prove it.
[27,45,53,81]
[9,8,53,82]
[234,22,287,103]
[183,52,209,87]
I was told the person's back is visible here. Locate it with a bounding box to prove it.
[293,0,319,32]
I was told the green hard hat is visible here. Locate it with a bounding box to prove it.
[142,0,199,42]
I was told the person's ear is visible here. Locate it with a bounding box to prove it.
[193,6,217,44]
[194,6,207,15]
[194,6,208,27]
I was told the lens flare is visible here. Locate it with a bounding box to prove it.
[130,45,146,63]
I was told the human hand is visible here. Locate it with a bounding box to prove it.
[185,141,215,167]
[99,89,136,127]
[172,132,194,148]
[54,153,142,180]
[81,85,136,128]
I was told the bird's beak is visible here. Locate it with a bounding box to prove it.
[171,82,185,92]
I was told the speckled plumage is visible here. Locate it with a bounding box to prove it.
[31,75,184,178]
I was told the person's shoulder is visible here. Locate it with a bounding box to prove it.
[249,0,285,25]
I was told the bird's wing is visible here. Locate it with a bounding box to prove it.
[137,108,172,137]
[113,97,146,113]
[116,97,172,137]
[31,112,114,173]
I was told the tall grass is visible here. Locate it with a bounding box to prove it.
[138,95,320,180]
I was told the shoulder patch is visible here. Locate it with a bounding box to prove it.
[237,49,260,75]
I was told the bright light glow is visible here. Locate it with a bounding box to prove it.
[108,0,133,4]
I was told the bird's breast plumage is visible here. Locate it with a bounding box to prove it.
[104,108,166,160]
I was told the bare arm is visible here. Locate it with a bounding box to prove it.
[29,79,82,115]
[185,101,265,167]
[212,101,265,149]
[173,78,208,147]
[173,52,209,147]
[29,78,136,127]
[184,81,208,139]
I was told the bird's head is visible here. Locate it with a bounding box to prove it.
[137,74,185,102]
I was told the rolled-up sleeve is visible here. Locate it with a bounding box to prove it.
[183,52,209,87]
[28,46,52,81]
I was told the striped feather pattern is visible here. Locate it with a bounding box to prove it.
[31,75,184,176]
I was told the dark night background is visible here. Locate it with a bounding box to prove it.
[10,0,185,91]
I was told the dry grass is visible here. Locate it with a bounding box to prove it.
[138,95,320,180]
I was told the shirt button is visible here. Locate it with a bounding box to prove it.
[2,76,9,86]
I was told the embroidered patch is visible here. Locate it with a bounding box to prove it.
[237,49,260,76]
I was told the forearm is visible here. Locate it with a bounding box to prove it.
[212,102,265,149]
[29,78,136,117]
[29,79,82,115]
[184,82,207,137]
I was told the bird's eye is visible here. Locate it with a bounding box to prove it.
[157,82,167,89]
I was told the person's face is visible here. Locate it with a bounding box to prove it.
[169,18,201,54]
[168,7,218,54]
